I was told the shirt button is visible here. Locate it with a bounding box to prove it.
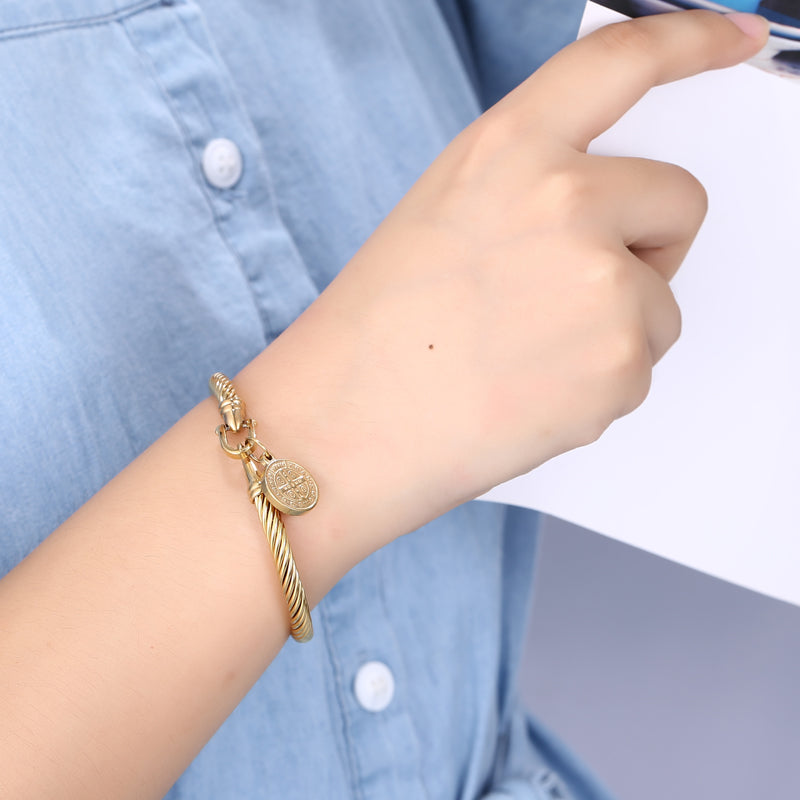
[353,661,395,712]
[201,137,243,189]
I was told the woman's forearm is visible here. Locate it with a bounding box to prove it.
[0,310,393,799]
[0,225,494,799]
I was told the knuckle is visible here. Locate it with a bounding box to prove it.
[579,417,612,449]
[541,167,595,221]
[587,248,634,296]
[624,369,653,416]
[673,165,709,224]
[609,327,650,377]
[655,289,683,362]
[689,9,737,46]
[666,291,683,347]
[605,326,653,413]
[593,20,656,62]
[457,108,520,165]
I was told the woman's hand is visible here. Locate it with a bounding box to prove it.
[0,12,767,800]
[259,11,768,548]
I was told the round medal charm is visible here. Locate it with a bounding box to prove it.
[262,459,319,516]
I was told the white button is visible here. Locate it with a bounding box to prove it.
[201,137,243,189]
[353,661,395,712]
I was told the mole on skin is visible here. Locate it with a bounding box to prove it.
[428,344,434,350]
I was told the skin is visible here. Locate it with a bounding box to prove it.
[0,10,768,799]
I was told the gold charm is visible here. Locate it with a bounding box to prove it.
[262,458,319,516]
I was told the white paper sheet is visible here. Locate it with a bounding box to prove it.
[483,2,800,606]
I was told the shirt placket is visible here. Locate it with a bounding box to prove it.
[318,559,433,800]
[120,0,319,344]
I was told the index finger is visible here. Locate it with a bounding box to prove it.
[509,10,769,152]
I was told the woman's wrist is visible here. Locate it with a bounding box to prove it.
[233,292,439,602]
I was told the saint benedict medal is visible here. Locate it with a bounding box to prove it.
[262,458,319,516]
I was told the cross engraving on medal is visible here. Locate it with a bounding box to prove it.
[262,458,319,515]
[273,465,311,502]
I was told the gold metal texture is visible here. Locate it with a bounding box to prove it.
[262,459,319,516]
[210,373,247,431]
[216,420,257,459]
[209,373,314,643]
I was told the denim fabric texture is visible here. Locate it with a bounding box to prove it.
[0,1,619,797]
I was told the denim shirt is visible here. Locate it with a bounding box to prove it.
[0,1,617,798]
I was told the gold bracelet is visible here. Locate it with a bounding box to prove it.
[209,373,317,643]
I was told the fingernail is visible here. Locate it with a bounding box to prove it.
[725,12,770,40]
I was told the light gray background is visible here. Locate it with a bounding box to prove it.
[519,514,800,800]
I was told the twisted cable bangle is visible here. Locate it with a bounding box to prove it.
[209,373,315,643]
[254,493,313,642]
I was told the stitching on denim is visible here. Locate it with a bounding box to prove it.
[317,600,366,800]
[116,5,268,343]
[169,0,280,337]
[0,0,163,41]
[171,0,312,337]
